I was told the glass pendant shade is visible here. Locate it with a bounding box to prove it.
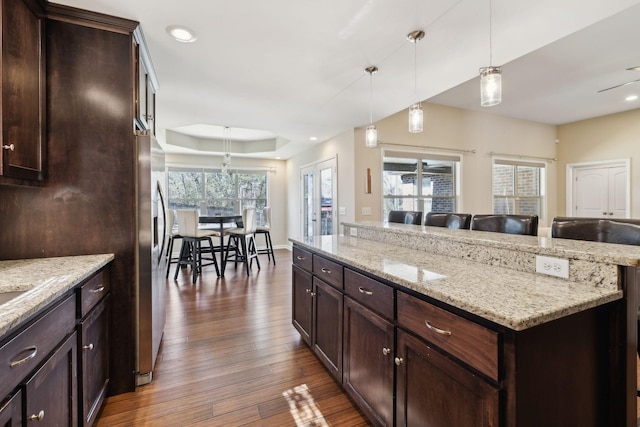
[365,124,377,148]
[408,103,423,133]
[480,66,502,107]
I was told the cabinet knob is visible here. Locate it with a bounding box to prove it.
[2,144,15,151]
[394,357,404,366]
[83,343,94,351]
[29,410,45,421]
[309,292,317,297]
[382,347,391,356]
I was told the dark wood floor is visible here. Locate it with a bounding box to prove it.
[96,249,369,426]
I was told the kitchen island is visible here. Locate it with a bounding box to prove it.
[290,222,638,426]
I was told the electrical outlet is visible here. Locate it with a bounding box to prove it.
[535,255,569,279]
[349,227,358,236]
[339,207,346,216]
[361,207,371,216]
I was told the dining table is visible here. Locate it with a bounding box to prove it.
[199,214,243,267]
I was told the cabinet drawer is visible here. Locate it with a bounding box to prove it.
[313,255,343,290]
[0,294,76,399]
[397,292,499,380]
[293,246,313,272]
[344,269,394,320]
[78,268,110,318]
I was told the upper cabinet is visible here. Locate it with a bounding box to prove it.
[0,0,46,184]
[133,27,158,135]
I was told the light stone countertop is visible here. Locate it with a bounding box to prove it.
[290,234,623,331]
[0,254,114,338]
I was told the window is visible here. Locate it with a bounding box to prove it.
[167,168,268,224]
[492,159,545,218]
[382,151,460,219]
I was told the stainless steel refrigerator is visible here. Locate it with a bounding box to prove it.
[135,131,167,385]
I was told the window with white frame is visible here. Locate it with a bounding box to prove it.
[382,151,460,220]
[167,168,268,224]
[492,159,545,219]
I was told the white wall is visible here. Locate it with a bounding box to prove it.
[286,129,356,243]
[164,153,288,248]
[353,102,559,226]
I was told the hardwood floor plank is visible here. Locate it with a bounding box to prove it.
[96,250,369,426]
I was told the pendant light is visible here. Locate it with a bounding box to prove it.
[221,126,231,173]
[365,66,378,148]
[479,0,502,107]
[407,30,425,133]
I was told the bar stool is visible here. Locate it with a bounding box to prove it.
[223,207,260,276]
[471,214,539,236]
[388,210,423,225]
[165,209,183,278]
[255,206,275,265]
[174,209,220,283]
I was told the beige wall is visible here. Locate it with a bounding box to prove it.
[164,153,288,248]
[556,109,640,217]
[354,103,559,226]
[285,129,356,241]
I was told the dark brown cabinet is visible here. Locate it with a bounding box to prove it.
[0,390,22,426]
[396,329,499,427]
[133,28,158,134]
[343,297,394,427]
[312,277,343,380]
[24,331,78,426]
[292,264,313,345]
[0,0,46,183]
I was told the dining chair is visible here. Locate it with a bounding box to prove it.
[424,212,472,229]
[223,207,261,275]
[471,214,539,236]
[174,209,220,283]
[255,206,275,265]
[388,210,423,225]
[165,209,183,278]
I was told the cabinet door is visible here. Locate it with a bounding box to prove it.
[343,297,394,427]
[0,390,22,426]
[25,332,78,427]
[79,296,110,427]
[1,0,46,181]
[292,265,313,345]
[312,278,343,381]
[396,329,499,427]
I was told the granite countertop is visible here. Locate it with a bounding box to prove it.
[0,254,114,338]
[290,235,623,331]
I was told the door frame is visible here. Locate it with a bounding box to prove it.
[300,156,338,237]
[566,158,630,217]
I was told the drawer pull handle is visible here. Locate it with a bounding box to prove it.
[382,347,391,356]
[425,321,452,336]
[10,346,38,368]
[83,343,94,351]
[358,287,373,296]
[321,268,331,274]
[91,286,105,293]
[394,357,404,366]
[29,410,45,422]
[296,256,305,261]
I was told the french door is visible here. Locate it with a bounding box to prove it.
[301,158,337,238]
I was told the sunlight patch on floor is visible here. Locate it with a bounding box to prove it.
[282,384,329,427]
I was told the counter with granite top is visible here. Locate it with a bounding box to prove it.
[290,225,628,331]
[0,254,114,338]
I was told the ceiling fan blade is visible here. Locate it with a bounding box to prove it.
[626,66,640,71]
[597,78,640,93]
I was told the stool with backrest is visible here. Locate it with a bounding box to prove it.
[165,209,183,278]
[424,212,472,229]
[471,214,539,236]
[551,216,640,399]
[255,206,275,265]
[174,209,220,283]
[388,210,423,225]
[223,207,261,276]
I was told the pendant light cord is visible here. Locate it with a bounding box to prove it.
[369,72,373,124]
[489,0,493,66]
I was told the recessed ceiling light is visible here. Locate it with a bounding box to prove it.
[309,136,318,141]
[275,157,281,160]
[166,25,197,43]
[625,94,638,102]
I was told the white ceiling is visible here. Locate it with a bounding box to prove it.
[51,0,640,159]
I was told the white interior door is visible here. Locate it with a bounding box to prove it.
[572,164,628,218]
[301,158,337,237]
